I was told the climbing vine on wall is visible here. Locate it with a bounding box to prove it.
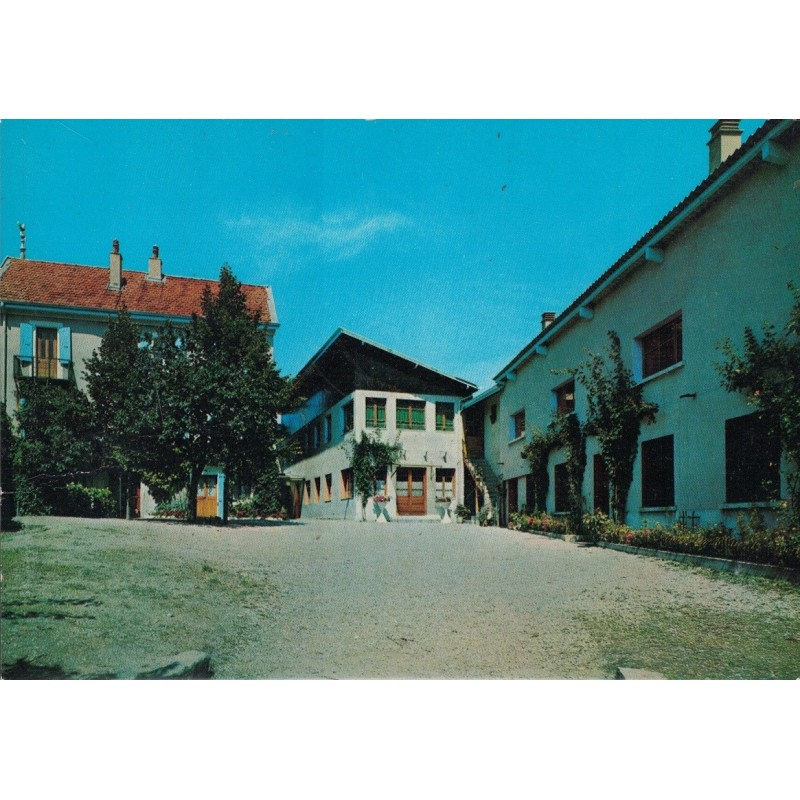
[522,411,587,532]
[521,426,558,514]
[717,282,800,524]
[576,330,658,523]
[551,410,587,534]
[343,431,404,520]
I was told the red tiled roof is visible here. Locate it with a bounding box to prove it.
[0,258,274,323]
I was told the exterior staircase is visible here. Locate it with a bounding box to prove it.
[463,447,503,524]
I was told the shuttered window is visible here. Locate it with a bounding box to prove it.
[435,403,455,431]
[365,398,386,429]
[397,400,426,430]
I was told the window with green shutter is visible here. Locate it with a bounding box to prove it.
[435,402,454,431]
[365,397,386,429]
[397,400,426,430]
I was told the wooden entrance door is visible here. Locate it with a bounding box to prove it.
[36,328,58,378]
[396,467,427,516]
[197,474,218,517]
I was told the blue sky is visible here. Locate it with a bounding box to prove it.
[0,119,765,390]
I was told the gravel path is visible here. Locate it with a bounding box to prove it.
[2,516,799,678]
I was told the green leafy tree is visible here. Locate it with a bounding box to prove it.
[344,431,403,520]
[551,410,587,534]
[145,266,295,522]
[84,306,152,518]
[717,283,800,522]
[521,426,559,514]
[521,412,586,532]
[13,381,101,514]
[1,403,17,526]
[576,331,658,523]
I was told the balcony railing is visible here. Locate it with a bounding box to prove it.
[14,356,76,386]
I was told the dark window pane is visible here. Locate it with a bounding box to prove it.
[725,413,780,503]
[641,435,674,507]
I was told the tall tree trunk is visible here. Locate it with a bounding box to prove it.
[125,471,131,520]
[187,467,201,522]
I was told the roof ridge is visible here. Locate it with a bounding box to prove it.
[1,256,270,290]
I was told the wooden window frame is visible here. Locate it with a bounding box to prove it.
[397,400,426,431]
[313,477,321,504]
[365,397,387,429]
[640,314,683,379]
[435,402,455,432]
[35,326,59,379]
[324,473,332,502]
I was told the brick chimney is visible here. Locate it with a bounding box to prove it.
[541,311,556,330]
[707,119,742,174]
[109,240,122,290]
[147,245,163,282]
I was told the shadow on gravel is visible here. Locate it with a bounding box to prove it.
[136,518,303,529]
[2,658,79,679]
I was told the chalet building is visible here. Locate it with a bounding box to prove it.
[282,329,477,521]
[0,241,278,517]
[463,119,800,529]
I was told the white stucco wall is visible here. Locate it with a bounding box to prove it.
[482,135,800,528]
[286,388,467,521]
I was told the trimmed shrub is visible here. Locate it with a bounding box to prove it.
[62,483,115,518]
[582,510,800,568]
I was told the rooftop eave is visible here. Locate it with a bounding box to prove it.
[296,327,477,392]
[492,119,796,382]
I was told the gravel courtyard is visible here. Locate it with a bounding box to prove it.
[2,516,799,679]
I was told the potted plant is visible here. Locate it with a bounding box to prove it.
[454,504,471,524]
[435,495,453,523]
[373,494,390,522]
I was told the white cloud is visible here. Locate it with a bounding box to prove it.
[227,210,411,262]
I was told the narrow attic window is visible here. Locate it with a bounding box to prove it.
[365,397,386,429]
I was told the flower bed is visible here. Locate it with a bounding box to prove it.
[508,511,571,537]
[582,510,800,569]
